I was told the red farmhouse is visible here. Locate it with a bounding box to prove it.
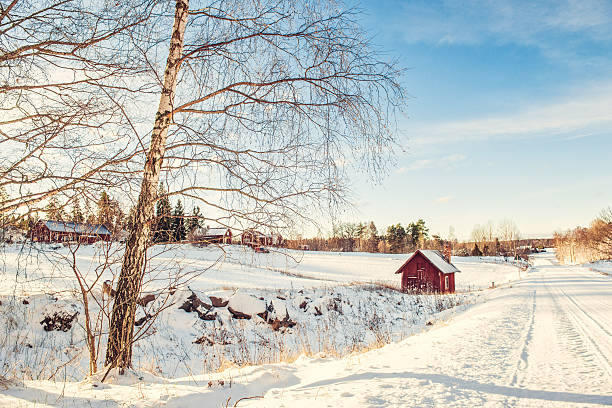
[30,220,111,244]
[202,227,232,244]
[395,249,459,293]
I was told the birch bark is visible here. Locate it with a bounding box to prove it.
[105,0,189,370]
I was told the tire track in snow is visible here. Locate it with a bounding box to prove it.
[509,289,536,388]
[557,284,612,338]
[552,284,612,382]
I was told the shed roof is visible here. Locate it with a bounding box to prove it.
[204,228,230,236]
[42,220,111,236]
[395,249,460,274]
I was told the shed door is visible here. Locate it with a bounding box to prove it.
[417,262,426,280]
[445,275,449,291]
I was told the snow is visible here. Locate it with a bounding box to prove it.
[406,249,461,274]
[588,260,612,276]
[1,243,573,407]
[226,292,266,317]
[2,252,611,407]
[0,243,522,297]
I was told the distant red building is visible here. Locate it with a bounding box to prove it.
[202,227,232,244]
[395,249,459,293]
[30,220,111,244]
[241,230,283,247]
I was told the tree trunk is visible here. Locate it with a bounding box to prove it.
[104,0,189,371]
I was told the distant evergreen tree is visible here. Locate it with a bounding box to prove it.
[407,219,429,249]
[187,206,202,234]
[386,223,406,253]
[96,191,123,233]
[72,200,84,223]
[471,243,483,256]
[45,197,66,221]
[172,200,186,242]
[154,185,172,243]
[366,221,379,252]
[97,191,112,225]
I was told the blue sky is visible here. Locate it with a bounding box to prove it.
[342,0,612,240]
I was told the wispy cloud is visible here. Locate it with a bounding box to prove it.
[435,196,453,203]
[396,153,466,173]
[395,0,612,46]
[410,82,612,146]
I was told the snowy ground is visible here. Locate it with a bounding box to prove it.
[0,243,522,295]
[0,244,546,407]
[2,251,609,407]
[588,260,612,276]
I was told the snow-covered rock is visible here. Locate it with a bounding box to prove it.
[268,298,288,320]
[227,292,266,319]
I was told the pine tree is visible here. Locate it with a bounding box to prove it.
[187,206,202,234]
[407,219,429,249]
[367,221,379,252]
[386,223,406,253]
[154,185,172,243]
[45,197,66,221]
[97,191,122,233]
[172,200,186,242]
[97,191,113,230]
[72,200,84,223]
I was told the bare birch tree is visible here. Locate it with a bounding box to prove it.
[103,0,404,371]
[2,0,404,372]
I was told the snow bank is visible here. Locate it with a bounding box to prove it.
[588,260,612,276]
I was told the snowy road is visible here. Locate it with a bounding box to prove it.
[238,252,612,407]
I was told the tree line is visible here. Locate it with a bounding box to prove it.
[286,219,449,253]
[554,208,612,264]
[0,185,206,244]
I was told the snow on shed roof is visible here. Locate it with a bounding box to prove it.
[205,228,230,236]
[43,220,111,236]
[395,249,460,274]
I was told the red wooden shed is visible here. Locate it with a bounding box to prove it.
[395,249,460,293]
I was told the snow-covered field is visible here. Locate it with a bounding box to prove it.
[0,251,610,406]
[0,243,523,295]
[0,243,534,406]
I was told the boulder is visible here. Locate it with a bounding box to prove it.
[227,293,266,320]
[269,317,297,331]
[137,294,156,307]
[179,291,212,313]
[209,295,229,308]
[134,314,152,327]
[227,307,251,319]
[268,298,288,321]
[198,310,217,321]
